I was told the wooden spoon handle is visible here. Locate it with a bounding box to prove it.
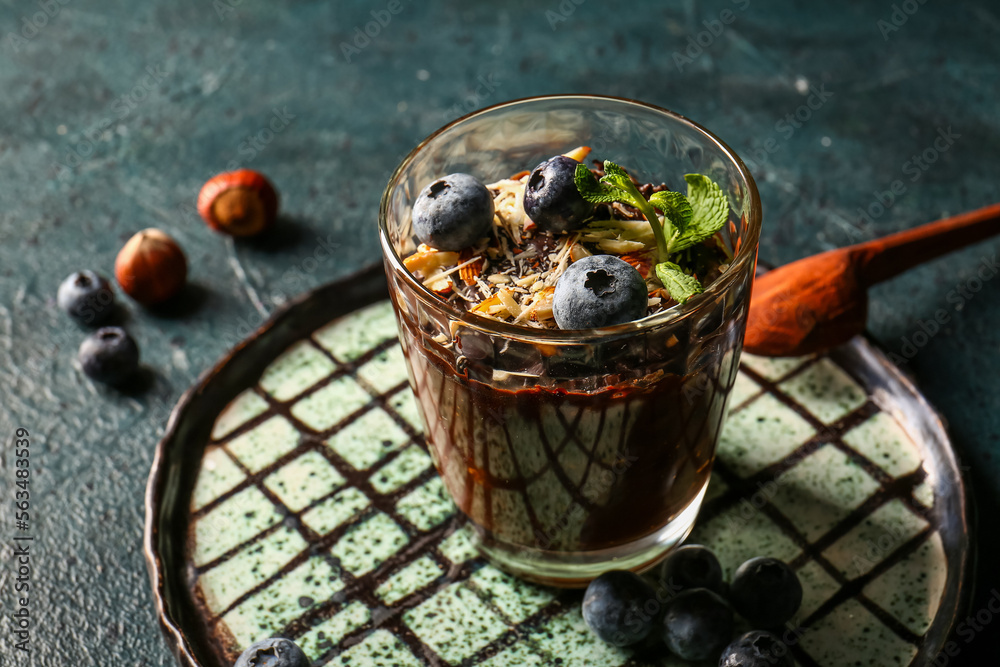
[851,202,1000,285]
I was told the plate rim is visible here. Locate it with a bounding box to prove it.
[827,335,973,666]
[143,263,388,667]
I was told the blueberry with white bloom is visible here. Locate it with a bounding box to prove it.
[411,173,494,251]
[234,637,310,667]
[553,255,648,329]
[582,570,659,646]
[719,630,794,667]
[77,327,139,385]
[57,270,116,325]
[522,155,593,232]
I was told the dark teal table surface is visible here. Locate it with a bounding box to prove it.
[1,1,997,664]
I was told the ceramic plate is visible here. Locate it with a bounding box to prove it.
[144,264,970,667]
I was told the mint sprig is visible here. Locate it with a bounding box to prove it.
[574,161,729,304]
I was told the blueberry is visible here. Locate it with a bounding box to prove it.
[522,155,593,232]
[730,557,802,629]
[57,270,115,326]
[719,630,794,667]
[234,637,310,667]
[78,327,139,385]
[582,570,659,646]
[661,588,734,661]
[553,255,647,329]
[660,544,724,596]
[411,173,494,251]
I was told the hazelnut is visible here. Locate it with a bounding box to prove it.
[115,228,188,305]
[197,169,279,237]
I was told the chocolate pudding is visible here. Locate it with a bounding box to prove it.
[389,284,743,559]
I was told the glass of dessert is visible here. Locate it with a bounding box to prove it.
[378,95,761,586]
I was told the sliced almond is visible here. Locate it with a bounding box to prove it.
[569,243,592,262]
[472,294,502,315]
[402,245,460,275]
[497,288,521,318]
[620,250,655,278]
[580,231,616,241]
[598,238,647,254]
[530,287,555,320]
[426,276,452,294]
[423,255,482,289]
[562,146,592,162]
[458,249,484,286]
[587,219,654,236]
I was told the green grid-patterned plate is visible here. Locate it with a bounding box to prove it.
[144,264,970,667]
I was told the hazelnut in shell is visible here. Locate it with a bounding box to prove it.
[197,169,279,237]
[115,228,188,305]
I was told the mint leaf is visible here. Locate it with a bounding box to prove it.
[649,191,692,226]
[648,191,692,245]
[574,164,621,204]
[655,261,703,304]
[576,161,648,212]
[600,160,632,185]
[597,161,642,207]
[670,174,729,253]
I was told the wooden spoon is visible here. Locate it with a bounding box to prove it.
[744,202,1000,357]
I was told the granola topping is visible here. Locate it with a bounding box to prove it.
[402,149,730,328]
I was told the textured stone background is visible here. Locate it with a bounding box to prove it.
[0,0,996,664]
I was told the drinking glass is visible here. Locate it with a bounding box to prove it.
[379,95,762,586]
